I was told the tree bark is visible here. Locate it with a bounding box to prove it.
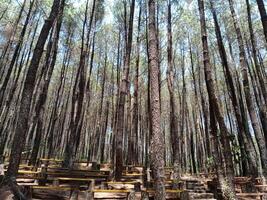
[6,0,61,179]
[228,0,267,179]
[148,0,166,199]
[198,0,237,199]
[115,0,135,180]
[29,1,64,165]
[0,0,34,108]
[166,0,181,186]
[210,0,258,177]
[256,0,267,44]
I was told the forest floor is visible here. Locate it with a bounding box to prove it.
[0,161,266,199]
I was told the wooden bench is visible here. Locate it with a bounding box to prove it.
[17,170,40,175]
[144,189,184,198]
[102,181,141,191]
[145,189,183,193]
[4,170,41,179]
[39,166,110,185]
[234,177,252,183]
[105,181,140,184]
[4,164,36,171]
[45,171,109,179]
[30,185,80,198]
[50,177,105,189]
[234,178,255,193]
[255,185,267,192]
[32,186,75,190]
[236,193,266,200]
[92,189,131,199]
[122,173,144,179]
[45,167,110,175]
[255,177,264,185]
[147,180,174,183]
[39,158,63,167]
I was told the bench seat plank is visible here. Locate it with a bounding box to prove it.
[93,189,130,193]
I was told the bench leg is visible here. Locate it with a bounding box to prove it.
[70,189,79,200]
[52,179,59,186]
[86,190,94,200]
[87,180,95,200]
[127,191,136,200]
[141,191,149,200]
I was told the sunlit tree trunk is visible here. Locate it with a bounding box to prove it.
[198,0,237,199]
[115,0,135,180]
[148,0,166,199]
[228,0,267,180]
[166,0,181,186]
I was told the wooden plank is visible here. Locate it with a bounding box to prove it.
[147,180,174,184]
[106,181,139,184]
[145,189,183,193]
[57,177,95,182]
[123,173,144,176]
[236,193,265,196]
[93,189,130,193]
[255,185,267,187]
[45,172,108,178]
[31,186,74,191]
[18,170,40,174]
[4,169,40,174]
[46,167,110,173]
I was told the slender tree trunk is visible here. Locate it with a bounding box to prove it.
[6,0,61,180]
[63,0,95,168]
[130,4,141,166]
[0,0,11,22]
[29,2,64,166]
[148,0,166,199]
[166,0,181,186]
[0,0,34,108]
[115,0,135,180]
[210,0,258,177]
[0,0,26,78]
[198,0,237,199]
[228,0,267,179]
[256,0,267,44]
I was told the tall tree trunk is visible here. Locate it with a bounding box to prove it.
[246,0,267,103]
[6,0,61,179]
[130,4,141,166]
[166,0,181,186]
[246,0,267,144]
[210,0,258,177]
[0,0,26,78]
[256,0,267,44]
[115,0,135,180]
[63,0,95,168]
[0,0,34,108]
[197,0,237,199]
[29,2,64,166]
[148,0,166,199]
[0,0,11,22]
[228,0,267,179]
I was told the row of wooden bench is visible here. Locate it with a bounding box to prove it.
[3,160,267,199]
